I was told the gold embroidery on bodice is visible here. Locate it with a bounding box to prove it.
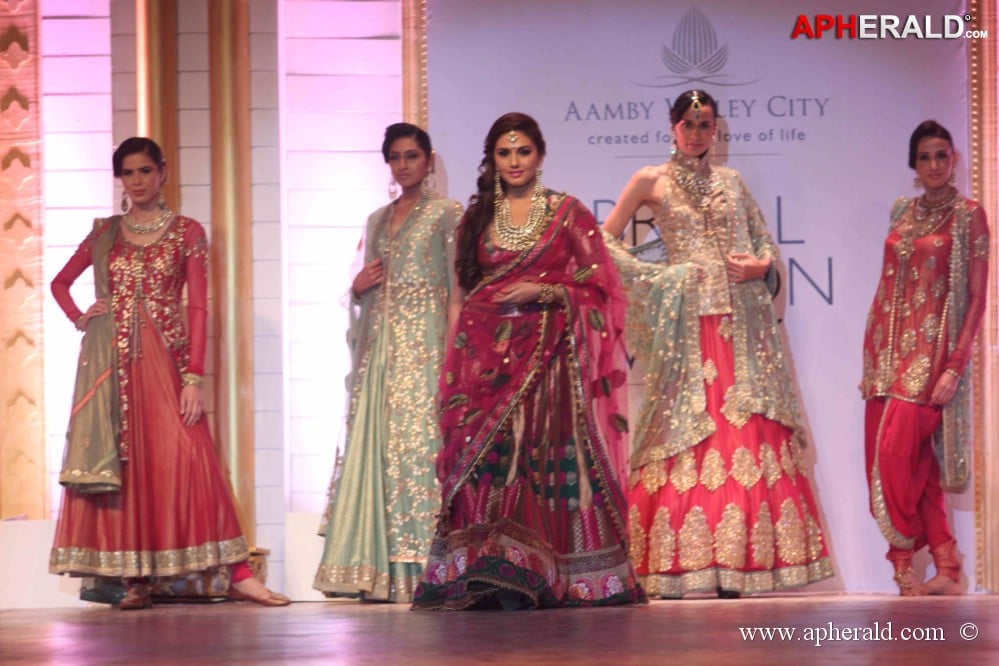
[653,154,732,315]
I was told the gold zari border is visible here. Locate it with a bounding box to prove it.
[313,563,421,603]
[641,558,834,599]
[49,536,249,578]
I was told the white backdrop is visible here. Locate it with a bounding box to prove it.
[427,0,973,593]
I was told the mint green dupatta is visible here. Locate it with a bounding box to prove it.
[59,217,121,493]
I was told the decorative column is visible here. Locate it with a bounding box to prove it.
[135,0,179,208]
[208,0,256,544]
[402,0,427,128]
[0,1,44,519]
[968,0,997,593]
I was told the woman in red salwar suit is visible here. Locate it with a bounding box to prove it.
[860,121,989,596]
[49,137,288,609]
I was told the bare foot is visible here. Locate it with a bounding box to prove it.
[924,574,961,596]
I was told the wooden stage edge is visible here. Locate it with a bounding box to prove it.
[0,593,996,665]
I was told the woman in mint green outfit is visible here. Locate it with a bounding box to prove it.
[313,123,463,601]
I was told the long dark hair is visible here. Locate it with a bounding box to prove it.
[456,112,547,290]
[908,120,953,169]
[113,137,165,176]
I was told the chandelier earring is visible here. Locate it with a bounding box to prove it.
[121,190,130,213]
[422,168,439,198]
[913,176,923,190]
[157,170,169,209]
[493,170,504,201]
[670,142,677,158]
[532,168,546,205]
[388,178,400,200]
[948,172,956,186]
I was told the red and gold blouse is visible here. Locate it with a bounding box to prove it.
[52,215,209,455]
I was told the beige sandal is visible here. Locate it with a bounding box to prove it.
[229,581,291,607]
[119,583,153,610]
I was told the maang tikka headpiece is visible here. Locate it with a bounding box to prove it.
[507,131,519,144]
[690,91,702,120]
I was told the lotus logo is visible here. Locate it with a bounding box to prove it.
[664,9,728,75]
[634,8,761,88]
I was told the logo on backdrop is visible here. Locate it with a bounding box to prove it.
[789,13,978,40]
[633,8,761,88]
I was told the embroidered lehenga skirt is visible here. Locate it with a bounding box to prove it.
[628,314,834,598]
[413,344,643,609]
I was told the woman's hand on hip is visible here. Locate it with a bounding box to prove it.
[76,298,109,330]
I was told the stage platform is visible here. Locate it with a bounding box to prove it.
[0,593,994,664]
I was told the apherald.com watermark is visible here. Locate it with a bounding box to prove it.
[791,14,988,40]
[740,621,981,647]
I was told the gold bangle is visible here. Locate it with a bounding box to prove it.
[538,283,556,304]
[944,368,961,380]
[75,315,87,331]
[182,372,204,387]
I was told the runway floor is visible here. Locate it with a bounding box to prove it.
[0,593,995,665]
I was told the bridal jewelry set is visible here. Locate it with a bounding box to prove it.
[671,160,719,211]
[492,169,548,252]
[909,187,958,236]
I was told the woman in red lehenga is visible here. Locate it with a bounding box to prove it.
[411,113,644,609]
[602,90,833,598]
[860,120,989,596]
[49,137,288,609]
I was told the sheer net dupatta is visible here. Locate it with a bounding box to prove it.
[59,217,122,494]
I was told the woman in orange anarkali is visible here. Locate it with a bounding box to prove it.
[49,137,288,610]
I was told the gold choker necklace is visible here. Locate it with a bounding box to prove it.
[493,180,548,251]
[123,207,174,234]
[915,188,958,217]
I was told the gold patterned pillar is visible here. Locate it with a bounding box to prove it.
[0,1,44,520]
[402,0,427,128]
[969,0,998,592]
[208,0,255,544]
[135,0,179,208]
